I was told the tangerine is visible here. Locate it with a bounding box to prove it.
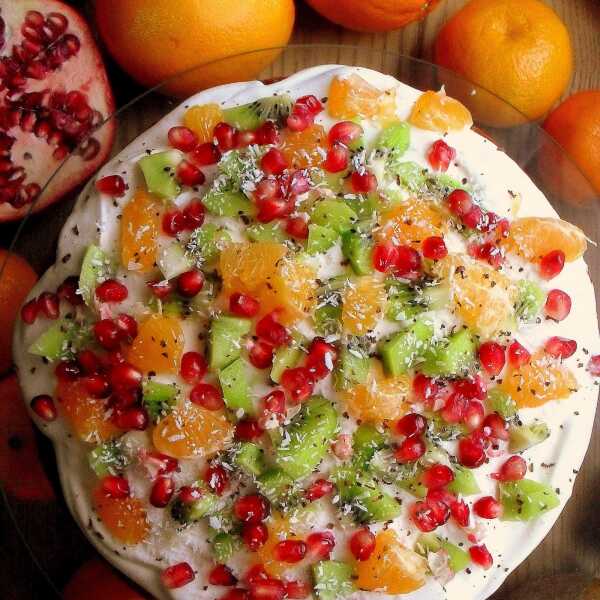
[342,275,387,335]
[183,104,224,144]
[280,124,327,169]
[255,515,304,576]
[328,74,397,122]
[408,90,473,132]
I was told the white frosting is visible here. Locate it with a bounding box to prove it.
[12,65,600,600]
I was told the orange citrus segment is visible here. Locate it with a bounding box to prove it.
[152,402,234,458]
[342,360,410,423]
[328,74,397,121]
[355,529,427,594]
[57,380,121,443]
[92,485,150,545]
[120,189,161,272]
[183,103,224,143]
[342,274,387,335]
[126,314,184,374]
[500,350,577,408]
[408,90,473,132]
[280,124,327,169]
[501,217,587,262]
[256,515,305,577]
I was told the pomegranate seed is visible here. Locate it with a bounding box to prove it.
[473,496,502,519]
[248,577,285,600]
[113,407,149,431]
[96,174,127,197]
[178,485,203,504]
[255,121,280,145]
[545,336,577,359]
[161,562,195,589]
[422,464,454,489]
[394,435,426,463]
[161,211,185,237]
[305,338,337,380]
[183,201,206,229]
[101,475,130,499]
[142,451,179,477]
[190,142,221,166]
[150,476,175,508]
[256,195,293,223]
[469,544,493,569]
[21,299,40,324]
[412,373,440,406]
[287,111,311,132]
[115,313,138,342]
[410,501,438,532]
[209,564,237,587]
[254,177,281,203]
[463,400,485,431]
[221,589,249,600]
[177,160,205,186]
[96,279,128,303]
[180,351,207,383]
[109,362,142,391]
[441,392,469,423]
[256,312,290,347]
[425,489,453,525]
[492,455,527,482]
[260,389,286,417]
[177,270,204,297]
[462,205,484,230]
[287,170,311,196]
[351,170,377,193]
[190,383,224,410]
[168,126,198,152]
[455,373,487,400]
[373,241,400,272]
[587,355,600,376]
[507,341,531,367]
[469,241,504,268]
[234,494,270,524]
[93,319,122,350]
[214,122,237,151]
[349,528,375,561]
[235,418,264,441]
[280,367,314,403]
[284,581,310,599]
[203,464,229,495]
[328,121,363,146]
[243,522,269,551]
[55,360,81,382]
[148,279,174,299]
[540,250,565,280]
[273,540,307,563]
[30,394,57,421]
[446,189,473,217]
[451,498,470,527]
[427,139,456,172]
[82,374,111,398]
[544,289,572,321]
[77,350,101,374]
[38,291,59,319]
[305,479,334,502]
[396,413,427,437]
[322,143,349,173]
[478,341,505,376]
[458,435,486,468]
[249,340,275,369]
[331,433,353,460]
[306,531,335,560]
[244,564,269,585]
[57,276,83,305]
[230,292,260,317]
[394,246,422,279]
[235,129,258,147]
[285,216,309,239]
[422,236,448,260]
[261,148,288,175]
[296,95,323,116]
[482,413,509,440]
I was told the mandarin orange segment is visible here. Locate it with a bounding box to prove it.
[280,124,327,169]
[328,74,397,121]
[120,189,161,272]
[256,515,305,576]
[126,314,184,374]
[57,380,121,443]
[408,90,473,132]
[92,486,150,545]
[342,275,387,335]
[355,529,427,594]
[183,103,224,143]
[342,360,410,423]
[501,217,587,262]
[152,402,234,458]
[500,350,577,408]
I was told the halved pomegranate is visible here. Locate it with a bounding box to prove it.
[0,1,115,220]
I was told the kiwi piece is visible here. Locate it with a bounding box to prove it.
[223,95,294,131]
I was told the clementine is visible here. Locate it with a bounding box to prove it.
[434,0,572,126]
[305,0,442,32]
[94,0,295,97]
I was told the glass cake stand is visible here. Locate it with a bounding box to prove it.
[1,46,598,599]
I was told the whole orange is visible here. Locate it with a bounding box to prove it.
[94,0,295,97]
[305,0,442,32]
[0,249,37,375]
[434,0,572,126]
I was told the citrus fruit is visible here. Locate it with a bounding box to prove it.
[341,274,387,335]
[355,529,427,593]
[434,0,572,126]
[152,402,234,459]
[120,190,161,273]
[256,515,304,576]
[183,104,225,144]
[408,90,473,132]
[542,91,600,198]
[501,350,577,408]
[305,0,442,32]
[94,0,295,97]
[280,124,327,169]
[127,314,184,375]
[0,249,37,374]
[92,484,150,545]
[342,360,410,423]
[328,74,397,122]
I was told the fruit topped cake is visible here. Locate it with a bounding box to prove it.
[13,66,600,600]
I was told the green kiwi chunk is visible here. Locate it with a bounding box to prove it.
[223,95,294,130]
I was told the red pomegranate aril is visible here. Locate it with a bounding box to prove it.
[305,338,337,380]
[422,464,454,489]
[21,299,40,324]
[96,174,127,197]
[394,435,426,463]
[281,367,314,403]
[288,171,311,196]
[469,544,493,569]
[349,528,376,561]
[454,373,487,401]
[463,400,485,431]
[287,111,311,132]
[260,389,286,416]
[422,236,448,260]
[544,289,572,322]
[30,394,57,422]
[482,413,509,441]
[38,291,59,319]
[191,142,221,166]
[144,451,179,477]
[255,121,280,145]
[273,540,307,563]
[328,121,363,146]
[427,139,456,172]
[161,562,195,589]
[190,383,224,410]
[256,196,292,223]
[221,589,249,600]
[168,126,198,152]
[177,160,205,187]
[248,577,285,600]
[322,143,349,173]
[587,355,600,376]
[478,341,506,376]
[150,476,175,508]
[296,95,323,116]
[94,319,122,350]
[451,498,470,527]
[256,312,290,347]
[177,270,204,297]
[115,313,137,342]
[101,475,130,499]
[507,341,531,367]
[447,189,473,217]
[178,485,203,504]
[261,148,288,175]
[249,340,275,369]
[243,522,269,551]
[473,496,502,519]
[441,392,469,424]
[82,374,111,398]
[204,464,229,496]
[234,494,270,524]
[458,435,486,468]
[235,129,258,148]
[254,178,281,203]
[57,276,83,305]
[209,564,237,587]
[396,413,427,438]
[462,205,484,230]
[162,210,185,236]
[230,292,260,317]
[244,564,269,585]
[113,407,149,431]
[183,201,206,229]
[412,373,440,405]
[284,580,310,599]
[77,349,101,374]
[373,241,399,272]
[96,279,128,303]
[305,479,334,502]
[492,455,527,482]
[109,362,142,390]
[180,351,207,383]
[545,336,577,359]
[540,249,565,280]
[148,279,174,299]
[235,418,264,441]
[425,489,453,525]
[214,122,237,151]
[351,170,377,193]
[55,360,81,382]
[306,531,335,560]
[285,216,309,239]
[394,246,422,279]
[410,501,438,532]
